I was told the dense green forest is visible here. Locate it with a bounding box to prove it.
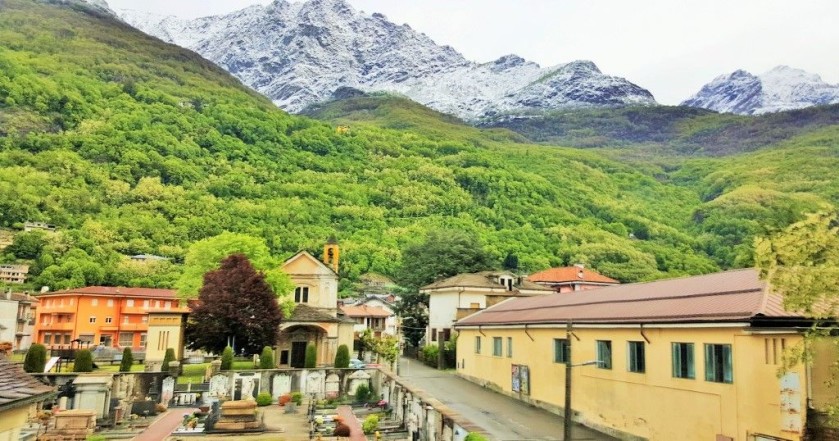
[0,0,836,294]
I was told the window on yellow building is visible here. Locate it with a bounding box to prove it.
[475,336,481,354]
[554,339,570,363]
[704,344,733,383]
[507,337,513,358]
[294,287,309,303]
[596,340,612,369]
[672,342,695,379]
[89,316,96,324]
[493,337,502,356]
[627,341,645,373]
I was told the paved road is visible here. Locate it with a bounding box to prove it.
[398,357,616,441]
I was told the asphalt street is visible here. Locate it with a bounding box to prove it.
[397,357,617,441]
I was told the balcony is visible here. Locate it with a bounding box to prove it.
[38,322,75,331]
[456,307,484,320]
[41,304,76,314]
[117,323,148,331]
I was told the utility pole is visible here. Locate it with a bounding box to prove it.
[563,321,572,441]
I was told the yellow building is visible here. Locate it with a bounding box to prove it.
[145,310,190,363]
[0,357,54,440]
[275,241,354,368]
[455,269,837,441]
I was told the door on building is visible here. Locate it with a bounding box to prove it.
[99,334,112,347]
[290,341,308,368]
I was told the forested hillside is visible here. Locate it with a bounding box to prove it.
[0,0,834,293]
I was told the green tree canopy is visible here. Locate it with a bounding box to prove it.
[395,229,495,292]
[755,211,839,317]
[23,343,47,373]
[175,232,292,299]
[260,346,274,369]
[221,346,234,371]
[185,253,284,355]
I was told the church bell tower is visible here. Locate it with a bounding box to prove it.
[323,235,340,273]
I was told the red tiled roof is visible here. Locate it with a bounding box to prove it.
[457,269,805,326]
[421,271,553,292]
[39,286,177,299]
[0,357,54,412]
[340,305,392,318]
[527,266,619,284]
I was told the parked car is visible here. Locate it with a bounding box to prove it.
[349,358,366,369]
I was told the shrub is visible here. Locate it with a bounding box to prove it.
[256,391,272,406]
[86,435,107,441]
[464,433,489,441]
[304,343,317,368]
[23,343,47,373]
[119,347,134,372]
[161,348,175,372]
[354,383,370,403]
[421,344,439,367]
[73,349,93,372]
[334,344,349,368]
[221,346,233,371]
[259,346,274,369]
[291,391,303,405]
[361,414,379,434]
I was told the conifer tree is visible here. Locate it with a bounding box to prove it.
[334,344,350,368]
[73,349,93,372]
[23,344,47,373]
[260,346,274,369]
[119,347,134,372]
[305,343,317,368]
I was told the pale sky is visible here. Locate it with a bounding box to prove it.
[107,0,839,105]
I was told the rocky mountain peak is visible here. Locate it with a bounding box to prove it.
[683,66,839,115]
[118,0,656,120]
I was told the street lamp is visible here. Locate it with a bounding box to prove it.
[563,322,600,441]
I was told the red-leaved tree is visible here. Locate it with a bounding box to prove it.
[186,253,283,355]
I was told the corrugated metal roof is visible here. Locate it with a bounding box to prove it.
[457,269,805,326]
[527,266,619,284]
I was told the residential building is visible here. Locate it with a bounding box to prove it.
[0,357,54,440]
[340,304,395,338]
[527,264,619,293]
[358,272,399,295]
[0,291,37,350]
[0,264,29,284]
[33,286,181,350]
[23,221,56,233]
[275,240,354,368]
[421,271,553,344]
[455,269,837,441]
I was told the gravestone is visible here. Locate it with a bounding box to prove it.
[160,377,175,405]
[347,370,371,396]
[325,373,340,398]
[209,374,229,399]
[272,374,291,401]
[233,373,259,401]
[305,371,324,397]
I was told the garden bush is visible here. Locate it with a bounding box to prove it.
[221,346,233,371]
[161,348,175,372]
[305,343,317,368]
[73,349,93,372]
[334,344,349,368]
[464,433,489,441]
[354,383,370,403]
[259,346,274,369]
[291,391,303,405]
[362,414,379,434]
[24,343,47,373]
[119,347,133,372]
[256,391,272,406]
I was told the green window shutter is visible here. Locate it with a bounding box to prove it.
[671,343,679,377]
[687,343,695,379]
[723,345,733,383]
[704,344,714,382]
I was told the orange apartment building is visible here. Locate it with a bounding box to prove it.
[33,286,183,350]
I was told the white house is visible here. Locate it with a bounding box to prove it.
[420,271,553,344]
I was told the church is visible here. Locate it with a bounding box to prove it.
[274,238,355,367]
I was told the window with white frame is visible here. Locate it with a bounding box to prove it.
[554,339,570,363]
[294,287,309,303]
[475,336,481,354]
[627,341,645,373]
[105,317,112,324]
[89,316,96,324]
[596,340,612,369]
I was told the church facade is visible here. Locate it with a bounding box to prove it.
[275,240,355,367]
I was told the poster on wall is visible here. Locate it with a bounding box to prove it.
[520,365,530,396]
[511,365,521,392]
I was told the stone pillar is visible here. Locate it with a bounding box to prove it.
[210,359,222,376]
[168,361,180,378]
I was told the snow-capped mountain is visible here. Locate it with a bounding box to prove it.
[682,66,839,115]
[117,0,655,120]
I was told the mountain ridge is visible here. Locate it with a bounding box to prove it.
[682,65,839,115]
[117,0,656,120]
